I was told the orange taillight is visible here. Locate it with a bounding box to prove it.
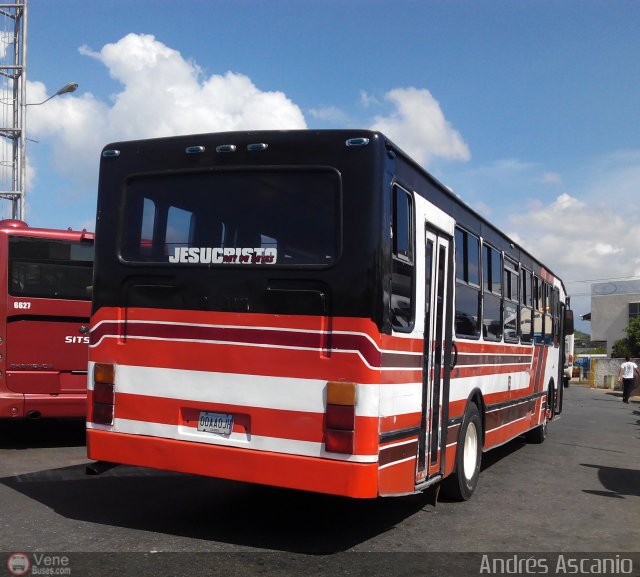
[92,363,115,425]
[325,381,357,454]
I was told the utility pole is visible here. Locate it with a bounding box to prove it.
[0,0,27,221]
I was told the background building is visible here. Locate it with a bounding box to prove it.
[590,279,640,356]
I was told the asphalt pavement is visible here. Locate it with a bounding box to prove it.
[0,384,638,576]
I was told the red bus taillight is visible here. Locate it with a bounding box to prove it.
[325,381,356,454]
[92,363,115,425]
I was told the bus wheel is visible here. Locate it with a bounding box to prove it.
[526,384,554,444]
[442,402,482,501]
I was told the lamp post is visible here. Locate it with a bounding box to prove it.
[27,82,78,106]
[17,81,78,221]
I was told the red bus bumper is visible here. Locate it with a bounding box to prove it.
[0,393,86,418]
[87,429,380,498]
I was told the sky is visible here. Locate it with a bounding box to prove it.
[3,0,639,330]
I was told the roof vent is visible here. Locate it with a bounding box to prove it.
[102,149,120,158]
[346,137,370,147]
[247,143,268,152]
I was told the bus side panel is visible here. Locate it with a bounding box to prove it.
[445,339,555,465]
[377,335,423,496]
[378,454,419,496]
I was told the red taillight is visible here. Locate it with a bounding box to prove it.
[326,404,355,430]
[92,363,115,426]
[324,381,357,454]
[92,402,114,426]
[325,429,354,454]
[93,381,114,405]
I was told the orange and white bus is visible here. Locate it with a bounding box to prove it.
[0,219,94,419]
[87,130,573,499]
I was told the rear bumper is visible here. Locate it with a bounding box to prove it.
[0,393,86,418]
[87,428,380,498]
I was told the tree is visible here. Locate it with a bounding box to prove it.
[611,317,640,358]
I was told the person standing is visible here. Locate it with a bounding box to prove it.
[617,356,640,403]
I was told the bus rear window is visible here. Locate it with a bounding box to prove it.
[120,168,341,266]
[9,237,94,300]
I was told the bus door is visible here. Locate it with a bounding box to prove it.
[416,225,452,484]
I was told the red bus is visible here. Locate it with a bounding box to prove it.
[0,219,94,419]
[87,130,573,499]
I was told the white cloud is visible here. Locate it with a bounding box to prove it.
[359,90,380,108]
[507,188,640,323]
[308,106,350,124]
[24,34,475,230]
[508,192,631,274]
[369,87,471,166]
[540,171,562,184]
[27,33,306,189]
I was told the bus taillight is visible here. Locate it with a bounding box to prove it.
[325,381,356,454]
[92,363,115,425]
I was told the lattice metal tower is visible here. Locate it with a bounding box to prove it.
[0,0,26,221]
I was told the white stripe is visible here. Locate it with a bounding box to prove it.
[88,362,385,417]
[87,418,378,463]
[449,373,531,400]
[380,382,422,416]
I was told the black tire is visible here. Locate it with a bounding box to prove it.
[442,402,482,501]
[526,384,554,444]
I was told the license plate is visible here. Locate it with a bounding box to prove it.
[197,411,233,436]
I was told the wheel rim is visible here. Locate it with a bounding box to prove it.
[463,421,478,480]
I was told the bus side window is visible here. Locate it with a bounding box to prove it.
[482,244,502,341]
[543,282,553,346]
[553,287,560,346]
[391,185,414,330]
[503,258,519,342]
[533,276,544,344]
[520,268,533,343]
[454,227,481,337]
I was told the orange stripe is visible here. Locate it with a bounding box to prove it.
[484,415,532,447]
[90,339,422,385]
[111,392,379,454]
[92,307,422,352]
[455,340,533,355]
[92,307,424,353]
[379,412,421,433]
[378,457,417,496]
[451,365,532,379]
[87,428,379,498]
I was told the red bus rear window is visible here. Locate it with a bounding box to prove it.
[9,237,94,300]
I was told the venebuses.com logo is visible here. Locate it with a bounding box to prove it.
[6,554,30,576]
[6,553,71,576]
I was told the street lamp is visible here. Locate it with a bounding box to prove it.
[26,82,78,106]
[16,81,79,221]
